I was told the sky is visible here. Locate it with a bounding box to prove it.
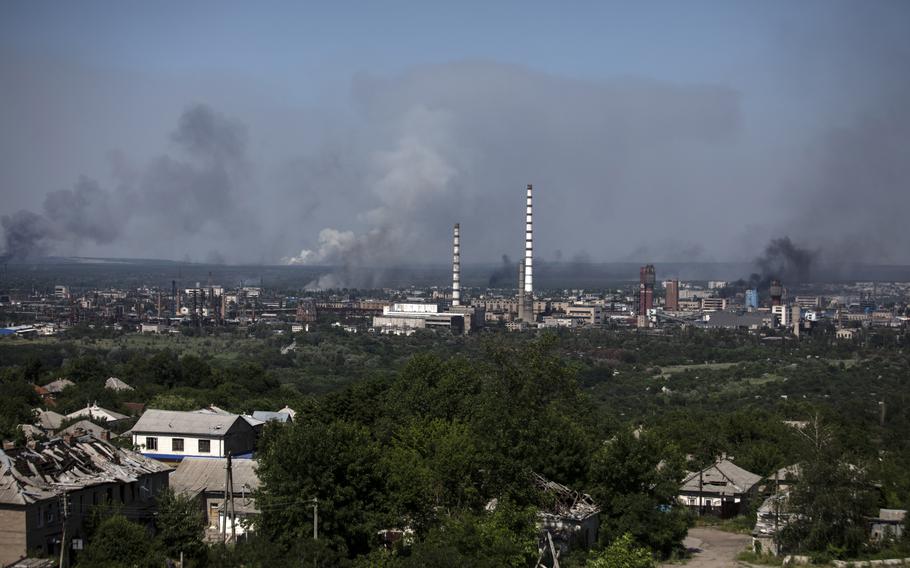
[1,0,909,277]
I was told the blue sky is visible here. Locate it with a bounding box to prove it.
[1,1,909,267]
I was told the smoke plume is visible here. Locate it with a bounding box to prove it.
[0,104,254,262]
[753,237,817,284]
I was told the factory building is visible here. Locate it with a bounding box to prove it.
[701,297,727,312]
[372,302,466,334]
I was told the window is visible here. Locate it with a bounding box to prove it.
[198,439,211,453]
[145,437,158,450]
[172,438,184,452]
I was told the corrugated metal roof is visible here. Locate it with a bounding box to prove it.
[133,409,247,437]
[0,436,171,505]
[170,457,260,496]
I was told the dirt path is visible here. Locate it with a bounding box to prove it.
[662,527,751,568]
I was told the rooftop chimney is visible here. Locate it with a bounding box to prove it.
[452,223,461,307]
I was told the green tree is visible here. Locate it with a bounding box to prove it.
[77,515,163,568]
[383,418,485,536]
[255,418,387,558]
[402,501,538,568]
[156,489,205,563]
[589,429,690,558]
[780,417,878,557]
[588,533,655,568]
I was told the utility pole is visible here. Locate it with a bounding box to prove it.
[59,491,69,568]
[229,453,236,544]
[312,497,318,540]
[222,454,230,544]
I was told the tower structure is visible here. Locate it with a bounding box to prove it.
[517,184,534,322]
[770,279,783,307]
[665,279,679,311]
[452,223,461,307]
[638,265,655,328]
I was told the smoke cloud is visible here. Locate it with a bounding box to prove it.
[754,237,817,284]
[1,104,255,262]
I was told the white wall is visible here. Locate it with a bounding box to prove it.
[133,433,224,457]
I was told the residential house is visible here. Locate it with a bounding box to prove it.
[679,459,762,518]
[131,409,256,462]
[0,435,170,567]
[64,403,129,424]
[170,457,260,541]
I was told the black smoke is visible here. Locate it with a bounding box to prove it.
[754,237,817,284]
[487,254,516,288]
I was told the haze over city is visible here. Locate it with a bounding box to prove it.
[2,1,909,272]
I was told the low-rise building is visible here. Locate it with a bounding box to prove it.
[170,457,260,541]
[65,403,128,424]
[131,409,256,462]
[0,436,171,566]
[679,459,762,518]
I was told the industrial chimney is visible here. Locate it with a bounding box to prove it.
[518,184,534,321]
[452,223,461,307]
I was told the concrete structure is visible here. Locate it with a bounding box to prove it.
[533,473,600,557]
[701,310,770,330]
[665,279,679,311]
[638,265,655,327]
[372,302,466,334]
[565,304,603,325]
[772,305,789,327]
[452,223,461,307]
[701,297,727,312]
[518,184,534,322]
[131,409,256,462]
[0,436,170,566]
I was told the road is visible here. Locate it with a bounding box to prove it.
[662,527,751,568]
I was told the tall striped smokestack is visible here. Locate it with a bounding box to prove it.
[524,184,533,294]
[452,223,461,307]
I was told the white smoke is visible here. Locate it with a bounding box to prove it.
[285,106,461,288]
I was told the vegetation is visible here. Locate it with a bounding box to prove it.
[2,321,909,565]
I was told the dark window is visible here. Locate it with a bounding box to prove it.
[198,439,211,453]
[145,437,157,450]
[172,438,184,452]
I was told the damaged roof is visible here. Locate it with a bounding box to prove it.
[0,436,171,506]
[533,472,600,521]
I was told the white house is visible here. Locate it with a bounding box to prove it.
[131,409,256,462]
